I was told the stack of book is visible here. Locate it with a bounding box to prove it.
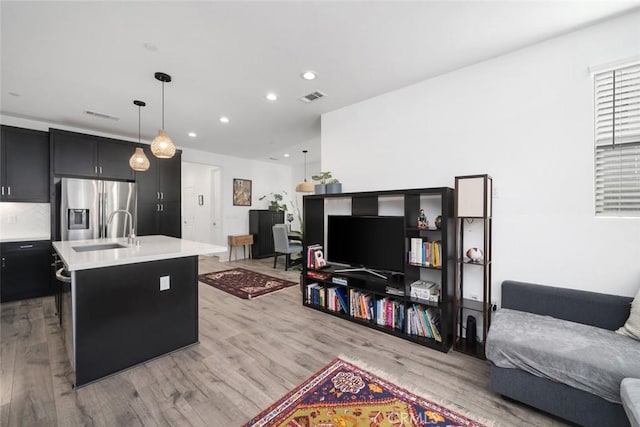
[305,283,325,306]
[306,244,327,269]
[409,280,440,302]
[408,238,442,267]
[406,304,442,342]
[349,289,374,321]
[375,298,404,330]
[326,286,348,313]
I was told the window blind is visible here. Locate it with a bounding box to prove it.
[594,63,640,215]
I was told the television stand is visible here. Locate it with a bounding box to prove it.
[334,267,388,280]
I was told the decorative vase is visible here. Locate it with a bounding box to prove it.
[435,215,442,229]
[326,183,342,194]
[314,184,326,194]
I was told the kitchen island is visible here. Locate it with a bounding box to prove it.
[52,235,226,387]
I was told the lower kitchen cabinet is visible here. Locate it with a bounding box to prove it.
[1,240,53,303]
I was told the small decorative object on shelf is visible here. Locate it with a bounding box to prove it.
[417,209,428,229]
[435,215,442,229]
[466,248,483,262]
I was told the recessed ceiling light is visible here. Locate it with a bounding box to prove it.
[219,116,229,124]
[188,132,197,137]
[283,153,290,158]
[266,93,278,101]
[301,71,317,80]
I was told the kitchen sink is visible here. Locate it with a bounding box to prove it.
[72,243,127,252]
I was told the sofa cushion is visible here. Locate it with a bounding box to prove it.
[617,287,640,341]
[622,378,640,427]
[487,308,640,403]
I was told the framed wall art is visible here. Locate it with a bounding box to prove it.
[233,178,252,206]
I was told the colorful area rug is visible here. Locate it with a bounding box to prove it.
[198,268,297,299]
[243,358,487,427]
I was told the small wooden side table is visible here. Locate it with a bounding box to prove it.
[227,234,254,262]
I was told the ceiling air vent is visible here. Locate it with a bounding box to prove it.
[298,91,326,103]
[84,110,120,121]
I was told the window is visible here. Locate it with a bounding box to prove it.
[594,63,640,216]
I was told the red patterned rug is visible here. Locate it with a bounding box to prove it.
[198,268,297,299]
[243,358,488,427]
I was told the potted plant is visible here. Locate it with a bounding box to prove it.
[259,191,288,212]
[311,172,333,194]
[326,178,342,194]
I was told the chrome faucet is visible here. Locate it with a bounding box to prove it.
[106,210,135,244]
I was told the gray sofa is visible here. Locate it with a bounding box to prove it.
[486,280,638,427]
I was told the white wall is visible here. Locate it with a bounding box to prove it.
[181,147,294,255]
[321,11,640,297]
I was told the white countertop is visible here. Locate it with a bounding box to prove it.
[0,235,50,243]
[53,235,227,271]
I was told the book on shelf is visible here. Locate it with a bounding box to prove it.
[306,244,327,269]
[335,287,349,313]
[349,289,374,321]
[376,297,404,330]
[306,283,325,306]
[326,287,347,314]
[307,270,331,280]
[407,240,443,268]
[406,304,442,342]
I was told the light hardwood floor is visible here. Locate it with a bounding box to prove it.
[0,256,570,427]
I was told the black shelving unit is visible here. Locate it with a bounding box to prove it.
[301,187,454,353]
[453,174,493,359]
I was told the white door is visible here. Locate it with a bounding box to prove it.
[182,185,196,241]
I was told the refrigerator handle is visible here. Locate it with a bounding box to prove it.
[98,191,104,238]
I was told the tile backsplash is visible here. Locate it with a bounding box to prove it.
[0,203,51,241]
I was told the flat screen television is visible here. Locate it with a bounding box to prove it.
[327,215,405,276]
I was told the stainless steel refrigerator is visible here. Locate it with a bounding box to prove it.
[60,178,137,241]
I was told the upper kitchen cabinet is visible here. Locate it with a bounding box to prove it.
[136,145,181,201]
[50,129,135,181]
[0,125,50,202]
[136,146,182,237]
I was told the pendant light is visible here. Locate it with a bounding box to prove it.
[129,100,150,171]
[295,150,314,192]
[150,72,176,158]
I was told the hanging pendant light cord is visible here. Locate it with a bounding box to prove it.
[303,150,308,181]
[161,81,165,129]
[138,105,141,143]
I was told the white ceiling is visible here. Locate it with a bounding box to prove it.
[2,1,639,165]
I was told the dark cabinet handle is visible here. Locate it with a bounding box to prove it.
[19,244,34,249]
[1,258,5,268]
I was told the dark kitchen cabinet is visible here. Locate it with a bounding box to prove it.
[136,146,181,238]
[50,129,135,181]
[249,210,284,258]
[1,240,53,303]
[0,126,49,202]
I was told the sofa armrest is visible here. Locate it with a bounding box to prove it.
[501,280,632,330]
